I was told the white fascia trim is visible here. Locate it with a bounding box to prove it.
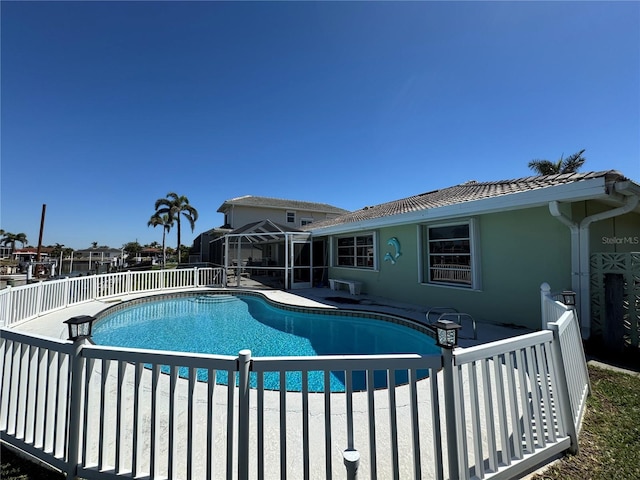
[311,177,611,236]
[224,232,310,238]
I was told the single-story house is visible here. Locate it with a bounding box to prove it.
[303,170,640,345]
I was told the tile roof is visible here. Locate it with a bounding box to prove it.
[304,170,628,231]
[218,195,349,215]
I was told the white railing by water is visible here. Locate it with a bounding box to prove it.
[0,279,590,480]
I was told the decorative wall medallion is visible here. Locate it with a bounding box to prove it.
[383,237,402,265]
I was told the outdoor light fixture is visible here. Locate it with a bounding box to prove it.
[64,315,96,342]
[561,290,577,307]
[434,319,462,349]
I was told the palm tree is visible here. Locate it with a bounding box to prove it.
[148,213,173,267]
[17,233,28,249]
[50,243,65,259]
[153,193,198,264]
[528,149,586,175]
[1,232,28,251]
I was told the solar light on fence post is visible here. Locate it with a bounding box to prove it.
[561,290,576,307]
[63,315,96,342]
[63,314,95,479]
[434,319,462,349]
[435,318,462,479]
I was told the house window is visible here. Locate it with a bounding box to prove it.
[301,217,313,226]
[287,211,296,224]
[336,233,375,268]
[424,222,476,288]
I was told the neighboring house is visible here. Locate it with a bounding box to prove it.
[190,227,230,265]
[217,195,350,229]
[191,196,349,265]
[135,247,162,265]
[304,170,640,343]
[74,247,123,270]
[0,245,12,259]
[11,248,52,271]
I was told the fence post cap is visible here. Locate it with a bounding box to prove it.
[343,448,360,465]
[540,282,551,293]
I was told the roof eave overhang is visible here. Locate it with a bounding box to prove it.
[219,202,345,215]
[310,176,620,235]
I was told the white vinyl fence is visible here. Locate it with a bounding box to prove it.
[0,268,224,328]
[1,277,590,480]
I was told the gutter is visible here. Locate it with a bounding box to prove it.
[549,182,639,339]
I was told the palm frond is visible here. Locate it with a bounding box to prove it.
[528,159,559,175]
[528,149,586,176]
[560,149,586,174]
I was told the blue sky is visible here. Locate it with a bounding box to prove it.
[1,1,639,250]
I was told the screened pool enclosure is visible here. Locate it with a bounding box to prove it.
[209,220,327,290]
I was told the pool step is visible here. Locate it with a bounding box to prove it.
[190,294,238,304]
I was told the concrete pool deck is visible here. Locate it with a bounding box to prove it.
[7,286,536,479]
[11,285,532,346]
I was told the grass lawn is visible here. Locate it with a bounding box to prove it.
[2,364,639,479]
[532,363,640,480]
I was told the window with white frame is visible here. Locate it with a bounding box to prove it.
[301,217,313,226]
[336,233,375,268]
[424,222,476,287]
[286,211,296,224]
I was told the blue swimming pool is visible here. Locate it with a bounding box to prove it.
[93,293,438,391]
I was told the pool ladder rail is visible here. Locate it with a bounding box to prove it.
[425,307,477,340]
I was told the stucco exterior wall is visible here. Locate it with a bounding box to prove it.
[228,206,338,230]
[327,206,572,330]
[228,206,295,229]
[572,201,640,253]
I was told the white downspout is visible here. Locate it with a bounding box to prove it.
[550,190,639,338]
[548,201,581,297]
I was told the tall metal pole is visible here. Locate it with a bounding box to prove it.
[36,204,46,262]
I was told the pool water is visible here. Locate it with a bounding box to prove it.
[93,294,438,392]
